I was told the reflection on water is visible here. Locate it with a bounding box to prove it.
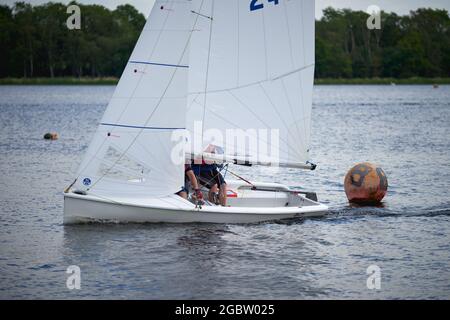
[0,85,450,299]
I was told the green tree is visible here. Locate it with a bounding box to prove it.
[0,5,14,77]
[13,2,38,77]
[0,2,448,80]
[34,3,67,77]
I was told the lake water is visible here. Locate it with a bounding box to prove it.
[0,85,449,299]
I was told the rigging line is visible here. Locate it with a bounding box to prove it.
[226,169,255,189]
[201,0,215,149]
[74,4,174,181]
[87,1,206,192]
[226,89,302,159]
[189,97,301,159]
[64,179,77,193]
[258,82,303,159]
[222,163,229,180]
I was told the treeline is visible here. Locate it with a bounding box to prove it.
[316,7,450,78]
[0,2,449,79]
[0,2,145,78]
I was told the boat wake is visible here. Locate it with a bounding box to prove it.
[326,205,450,221]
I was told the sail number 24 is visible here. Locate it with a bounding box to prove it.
[250,0,279,11]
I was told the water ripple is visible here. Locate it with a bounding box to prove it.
[0,85,449,299]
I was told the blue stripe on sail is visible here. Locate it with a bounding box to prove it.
[101,123,185,130]
[129,60,189,68]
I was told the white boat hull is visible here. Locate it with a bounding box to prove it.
[63,181,328,224]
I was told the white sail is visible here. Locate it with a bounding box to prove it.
[187,0,315,168]
[73,0,194,197]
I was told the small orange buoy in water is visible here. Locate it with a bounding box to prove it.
[344,163,388,205]
[44,132,58,140]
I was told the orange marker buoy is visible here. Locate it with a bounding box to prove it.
[344,163,388,205]
[44,132,58,140]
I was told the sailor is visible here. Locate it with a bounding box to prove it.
[177,164,203,202]
[191,161,227,206]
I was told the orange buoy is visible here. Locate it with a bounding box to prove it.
[44,132,58,140]
[344,163,388,205]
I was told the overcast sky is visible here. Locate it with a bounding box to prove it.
[1,0,449,18]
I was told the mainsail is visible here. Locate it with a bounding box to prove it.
[74,0,195,196]
[187,0,315,168]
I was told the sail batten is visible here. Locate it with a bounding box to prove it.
[129,60,189,68]
[100,123,185,131]
[187,63,314,96]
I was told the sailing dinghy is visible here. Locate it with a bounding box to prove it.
[63,0,328,224]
